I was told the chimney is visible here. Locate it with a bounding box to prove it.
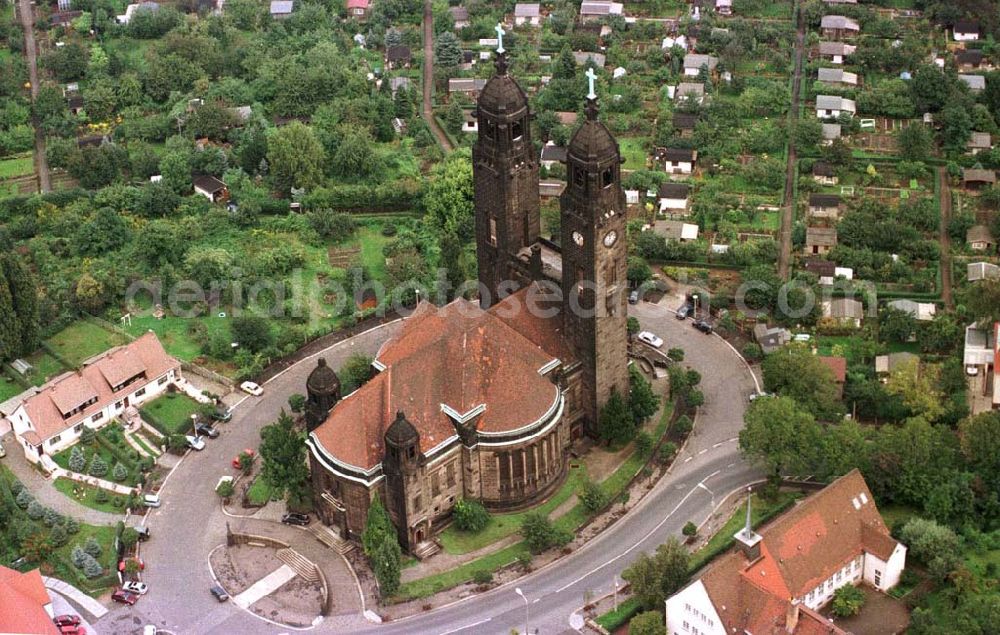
[733,488,762,562]
[530,244,542,280]
[785,598,800,634]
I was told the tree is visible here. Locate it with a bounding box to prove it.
[1,255,39,358]
[15,489,33,509]
[340,354,375,393]
[308,209,357,242]
[112,462,128,482]
[739,396,819,481]
[231,316,273,353]
[216,479,235,499]
[898,123,933,161]
[520,512,571,553]
[964,279,1000,327]
[69,446,86,473]
[554,45,576,80]
[629,611,667,635]
[598,389,635,446]
[266,122,326,193]
[159,150,192,195]
[434,31,463,68]
[452,499,491,532]
[371,531,402,597]
[329,126,383,180]
[84,535,102,558]
[627,256,653,286]
[622,537,690,610]
[939,100,973,154]
[362,494,396,557]
[884,358,943,422]
[26,501,45,520]
[288,394,306,413]
[81,553,103,579]
[959,412,1000,489]
[259,410,309,494]
[762,346,843,419]
[444,99,464,135]
[879,307,917,343]
[629,367,659,424]
[88,454,108,478]
[579,478,608,514]
[898,517,960,566]
[682,521,698,537]
[831,584,865,617]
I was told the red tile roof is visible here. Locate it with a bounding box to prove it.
[489,283,576,363]
[346,0,368,7]
[818,356,847,383]
[313,299,561,470]
[699,470,898,634]
[19,332,180,442]
[0,566,58,635]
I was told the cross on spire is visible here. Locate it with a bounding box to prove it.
[495,23,506,55]
[585,67,598,100]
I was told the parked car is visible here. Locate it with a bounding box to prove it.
[637,331,664,348]
[143,494,161,508]
[123,581,148,595]
[966,365,979,376]
[132,525,150,541]
[281,513,311,527]
[693,320,713,334]
[240,381,263,396]
[111,589,138,605]
[53,616,81,627]
[185,435,206,451]
[57,626,86,635]
[194,423,219,438]
[676,304,691,319]
[143,626,157,635]
[210,585,230,602]
[628,289,639,304]
[232,448,256,469]
[210,407,232,422]
[9,556,26,569]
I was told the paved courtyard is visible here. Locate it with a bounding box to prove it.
[823,586,910,635]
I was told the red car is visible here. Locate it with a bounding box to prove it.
[111,589,138,605]
[57,626,87,635]
[53,616,81,627]
[232,448,255,469]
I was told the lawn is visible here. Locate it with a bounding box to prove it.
[124,313,226,363]
[247,475,282,506]
[22,351,67,386]
[0,154,33,179]
[618,137,649,171]
[140,393,202,436]
[51,429,142,486]
[355,225,390,282]
[53,478,131,513]
[0,374,24,402]
[396,541,530,601]
[45,321,129,366]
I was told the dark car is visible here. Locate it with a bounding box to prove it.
[210,407,232,422]
[210,585,230,602]
[111,589,138,605]
[194,422,219,439]
[676,304,691,320]
[694,319,713,334]
[281,513,311,527]
[53,616,81,627]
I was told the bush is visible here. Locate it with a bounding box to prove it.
[120,527,139,549]
[63,517,80,534]
[580,478,609,514]
[686,390,705,408]
[81,553,103,579]
[84,536,102,558]
[79,426,96,445]
[521,512,572,554]
[16,488,34,509]
[634,431,653,458]
[742,343,763,361]
[629,611,667,635]
[452,499,491,533]
[94,488,109,504]
[288,394,306,413]
[26,500,45,520]
[216,480,235,498]
[88,454,108,477]
[50,524,68,547]
[472,570,493,585]
[517,552,533,570]
[682,521,698,537]
[674,415,693,437]
[112,462,128,482]
[831,584,865,617]
[667,347,685,362]
[43,508,62,527]
[658,441,677,463]
[71,546,88,568]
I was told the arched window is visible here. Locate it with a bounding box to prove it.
[511,120,523,141]
[602,167,614,188]
[574,168,585,188]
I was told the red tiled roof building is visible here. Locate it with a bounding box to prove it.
[0,566,58,635]
[307,51,630,554]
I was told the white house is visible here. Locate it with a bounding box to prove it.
[963,323,1000,407]
[954,20,980,42]
[822,297,864,327]
[514,3,540,26]
[658,147,696,174]
[821,123,842,145]
[539,143,567,170]
[116,1,159,24]
[683,53,719,77]
[968,261,1000,282]
[967,131,992,155]
[821,15,860,38]
[579,1,622,21]
[666,470,907,635]
[960,74,986,93]
[661,35,688,51]
[7,333,181,463]
[887,299,936,322]
[715,0,732,15]
[654,220,699,242]
[817,67,858,86]
[658,183,690,213]
[675,82,705,105]
[816,94,856,118]
[193,175,227,202]
[818,41,856,64]
[269,0,293,19]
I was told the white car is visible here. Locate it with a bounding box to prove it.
[637,331,664,348]
[185,435,206,451]
[240,381,263,396]
[123,581,149,595]
[143,494,161,508]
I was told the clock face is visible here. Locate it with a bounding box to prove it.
[603,230,618,247]
[573,231,584,247]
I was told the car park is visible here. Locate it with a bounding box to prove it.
[111,589,138,605]
[185,435,206,451]
[143,494,161,508]
[637,331,664,348]
[195,422,219,438]
[123,581,148,595]
[281,513,311,526]
[210,585,230,602]
[240,381,263,396]
[53,616,81,627]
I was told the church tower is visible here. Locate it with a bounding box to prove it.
[472,32,540,308]
[559,78,630,432]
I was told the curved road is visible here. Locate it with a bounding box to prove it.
[95,296,760,635]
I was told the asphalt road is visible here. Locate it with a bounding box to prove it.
[95,296,762,635]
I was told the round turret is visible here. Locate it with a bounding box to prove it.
[385,410,419,447]
[307,358,341,397]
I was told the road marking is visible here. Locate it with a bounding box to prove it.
[698,448,707,455]
[683,456,693,463]
[555,469,721,592]
[697,483,713,496]
[727,462,736,468]
[438,617,491,635]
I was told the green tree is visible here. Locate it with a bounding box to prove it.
[288,394,306,413]
[598,389,635,446]
[362,494,396,557]
[445,99,464,135]
[959,412,1000,489]
[216,479,235,498]
[739,396,819,481]
[112,462,128,482]
[83,535,102,557]
[629,611,666,635]
[266,122,326,192]
[231,316,273,353]
[762,346,843,419]
[69,447,86,473]
[897,123,933,161]
[1,255,40,357]
[831,584,865,617]
[520,511,571,553]
[884,359,943,422]
[682,521,698,537]
[340,354,375,393]
[622,537,690,610]
[434,31,463,68]
[424,152,475,242]
[452,499,491,532]
[879,307,917,343]
[120,527,139,549]
[159,151,192,195]
[79,426,96,445]
[88,454,108,478]
[371,531,402,597]
[579,478,608,514]
[329,126,383,180]
[554,45,576,80]
[259,411,309,497]
[629,367,660,424]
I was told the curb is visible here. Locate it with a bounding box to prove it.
[42,577,108,619]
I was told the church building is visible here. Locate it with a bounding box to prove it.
[305,46,631,555]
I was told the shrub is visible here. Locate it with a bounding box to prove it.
[112,462,128,482]
[634,431,653,458]
[50,524,68,547]
[580,478,609,514]
[63,517,80,534]
[81,554,103,579]
[472,570,493,585]
[94,488,109,504]
[79,426,96,445]
[43,507,62,527]
[71,546,88,568]
[26,500,45,520]
[381,223,398,237]
[216,480,235,498]
[831,584,865,617]
[667,347,685,362]
[517,552,533,570]
[84,536,102,557]
[521,512,572,554]
[682,521,698,537]
[686,389,705,408]
[629,611,667,635]
[287,394,306,413]
[452,499,491,533]
[742,343,763,361]
[88,454,108,477]
[69,446,86,472]
[120,527,139,549]
[9,479,24,497]
[674,415,693,437]
[658,441,677,463]
[15,489,34,509]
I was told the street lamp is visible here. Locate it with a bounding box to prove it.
[515,587,529,635]
[613,576,620,611]
[191,414,198,437]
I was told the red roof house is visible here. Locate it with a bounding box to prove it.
[0,566,58,635]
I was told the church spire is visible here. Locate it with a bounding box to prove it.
[741,487,753,540]
[734,487,762,561]
[494,23,509,75]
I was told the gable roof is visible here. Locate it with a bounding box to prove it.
[954,20,980,35]
[820,15,859,30]
[672,112,698,130]
[968,261,1000,281]
[659,183,690,199]
[809,193,841,207]
[515,3,540,17]
[0,566,57,635]
[659,147,696,162]
[812,161,835,177]
[19,332,179,442]
[676,82,705,98]
[346,0,369,8]
[815,95,855,112]
[963,168,996,184]
[386,45,411,62]
[956,49,985,66]
[818,356,847,382]
[683,53,719,71]
[960,74,986,91]
[968,131,991,148]
[697,470,898,634]
[968,224,994,244]
[193,174,226,193]
[818,41,852,55]
[540,144,568,162]
[449,5,468,20]
[825,297,863,319]
[821,123,842,139]
[816,67,858,85]
[312,298,562,471]
[806,226,838,246]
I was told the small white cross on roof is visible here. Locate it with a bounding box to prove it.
[495,23,505,54]
[585,68,598,100]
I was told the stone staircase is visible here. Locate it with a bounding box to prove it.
[275,548,319,582]
[412,540,441,560]
[309,524,354,555]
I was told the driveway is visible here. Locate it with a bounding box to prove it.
[94,297,761,635]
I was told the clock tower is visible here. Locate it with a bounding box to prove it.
[559,85,630,431]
